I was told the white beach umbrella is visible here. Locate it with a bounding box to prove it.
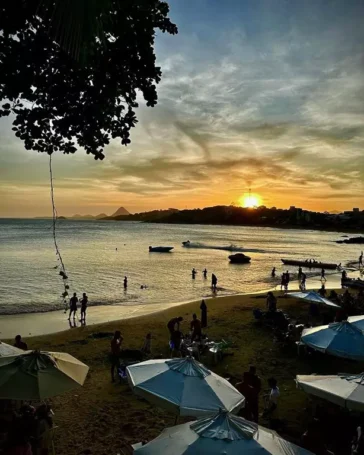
[288,291,340,308]
[126,357,245,417]
[0,350,89,400]
[347,315,364,330]
[0,341,23,357]
[296,373,364,411]
[301,321,364,361]
[134,411,314,455]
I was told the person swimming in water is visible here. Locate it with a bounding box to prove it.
[123,276,128,289]
[203,268,208,279]
[192,268,197,279]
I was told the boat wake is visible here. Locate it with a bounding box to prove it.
[182,241,245,252]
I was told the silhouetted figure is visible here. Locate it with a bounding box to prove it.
[14,335,28,351]
[80,292,88,323]
[68,292,78,320]
[271,267,276,278]
[318,284,326,297]
[360,251,363,267]
[190,313,202,342]
[192,268,197,279]
[298,266,302,279]
[341,270,347,287]
[203,268,208,279]
[280,273,286,291]
[321,268,326,282]
[200,299,207,328]
[245,366,261,423]
[123,276,128,290]
[266,292,277,312]
[110,331,123,382]
[236,372,255,421]
[211,273,217,291]
[167,316,183,336]
[300,272,307,291]
[141,333,152,355]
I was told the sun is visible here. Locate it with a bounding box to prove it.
[239,193,261,208]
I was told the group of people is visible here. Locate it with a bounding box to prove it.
[191,268,218,291]
[1,403,54,455]
[235,367,280,428]
[67,292,88,323]
[167,300,208,355]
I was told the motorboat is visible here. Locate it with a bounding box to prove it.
[149,246,174,253]
[281,259,339,270]
[228,253,251,264]
[182,241,244,252]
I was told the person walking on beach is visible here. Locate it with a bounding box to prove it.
[110,331,123,382]
[80,292,88,323]
[200,299,207,328]
[211,273,217,291]
[271,267,276,278]
[280,273,286,291]
[359,251,363,268]
[203,268,208,279]
[68,292,78,320]
[123,276,128,290]
[192,268,197,279]
[321,268,326,282]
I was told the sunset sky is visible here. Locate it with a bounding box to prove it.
[1,0,364,217]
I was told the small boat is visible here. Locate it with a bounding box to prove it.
[281,259,338,270]
[229,253,251,264]
[149,246,174,253]
[342,278,364,289]
[182,241,244,252]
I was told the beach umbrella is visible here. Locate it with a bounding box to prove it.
[0,350,89,400]
[347,315,364,330]
[296,373,364,412]
[134,410,314,455]
[0,341,23,357]
[300,321,364,361]
[126,357,245,417]
[288,291,340,308]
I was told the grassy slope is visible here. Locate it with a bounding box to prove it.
[19,293,362,455]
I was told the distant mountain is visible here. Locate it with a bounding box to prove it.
[95,213,108,219]
[110,207,130,217]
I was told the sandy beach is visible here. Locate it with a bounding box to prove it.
[3,287,362,455]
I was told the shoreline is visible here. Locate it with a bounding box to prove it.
[0,270,350,339]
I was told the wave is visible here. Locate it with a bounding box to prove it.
[0,294,141,316]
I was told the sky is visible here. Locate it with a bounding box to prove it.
[1,0,364,217]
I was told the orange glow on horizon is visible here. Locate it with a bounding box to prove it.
[239,193,261,208]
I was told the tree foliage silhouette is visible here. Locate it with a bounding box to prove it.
[0,0,177,160]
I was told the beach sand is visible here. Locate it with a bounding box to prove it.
[4,288,362,455]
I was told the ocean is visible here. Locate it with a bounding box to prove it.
[0,219,359,315]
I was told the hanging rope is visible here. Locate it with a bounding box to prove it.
[49,154,69,307]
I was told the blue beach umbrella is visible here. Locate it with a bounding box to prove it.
[301,321,364,361]
[134,411,314,455]
[288,291,340,308]
[127,357,245,417]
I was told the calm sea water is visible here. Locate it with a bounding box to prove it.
[0,219,359,315]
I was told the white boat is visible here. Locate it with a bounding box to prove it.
[182,241,244,252]
[149,246,174,253]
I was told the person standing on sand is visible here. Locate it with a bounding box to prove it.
[192,268,197,279]
[80,293,88,323]
[190,313,202,342]
[300,272,307,291]
[359,251,363,267]
[203,268,208,279]
[68,292,78,320]
[211,273,217,291]
[123,276,128,290]
[280,273,286,291]
[271,267,276,278]
[200,299,207,328]
[321,268,326,282]
[298,267,302,280]
[111,331,123,382]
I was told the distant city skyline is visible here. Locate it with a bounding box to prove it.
[2,0,364,217]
